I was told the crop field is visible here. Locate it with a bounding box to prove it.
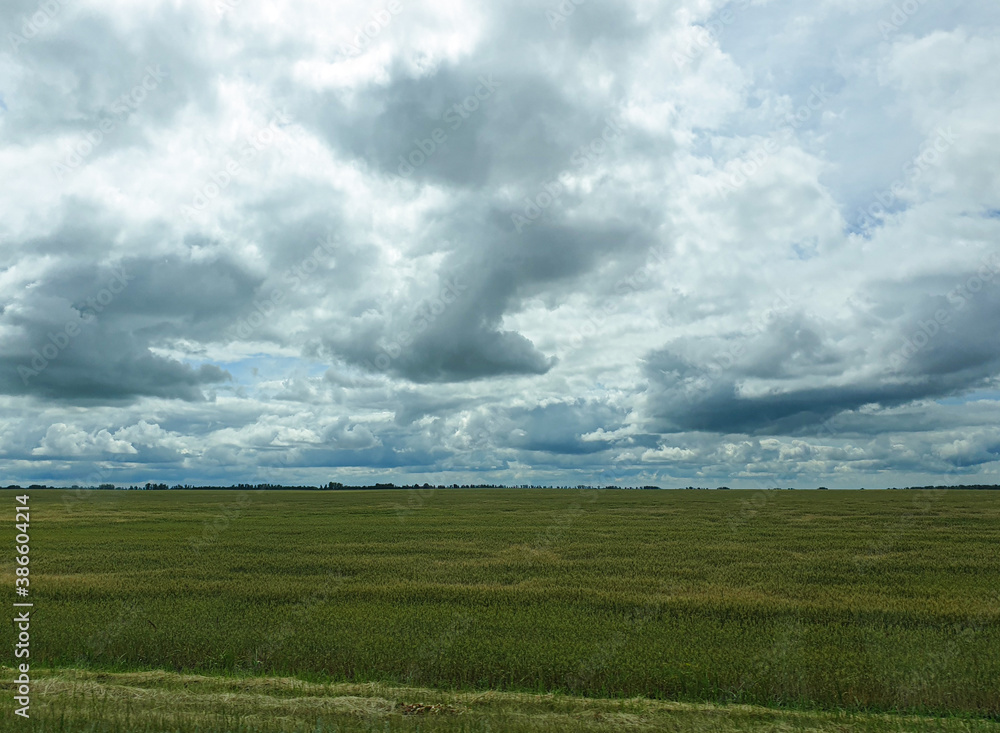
[2,488,999,732]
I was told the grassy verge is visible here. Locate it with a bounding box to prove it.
[2,668,999,733]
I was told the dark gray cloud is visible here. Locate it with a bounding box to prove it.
[0,235,261,401]
[325,217,655,382]
[644,269,1000,436]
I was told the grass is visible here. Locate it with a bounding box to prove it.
[2,488,999,731]
[3,668,1000,732]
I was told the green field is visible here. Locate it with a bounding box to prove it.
[2,488,999,731]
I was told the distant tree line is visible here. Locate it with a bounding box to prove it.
[4,483,999,491]
[2,482,655,491]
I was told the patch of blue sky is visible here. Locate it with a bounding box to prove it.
[936,390,1000,406]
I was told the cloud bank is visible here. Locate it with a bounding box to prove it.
[1,0,998,487]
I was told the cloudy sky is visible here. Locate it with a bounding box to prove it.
[2,0,999,488]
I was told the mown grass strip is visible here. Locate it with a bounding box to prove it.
[2,668,1000,733]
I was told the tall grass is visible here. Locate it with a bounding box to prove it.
[5,489,999,720]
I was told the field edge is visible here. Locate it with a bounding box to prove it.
[2,667,999,733]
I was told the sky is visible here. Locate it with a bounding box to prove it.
[1,0,999,488]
